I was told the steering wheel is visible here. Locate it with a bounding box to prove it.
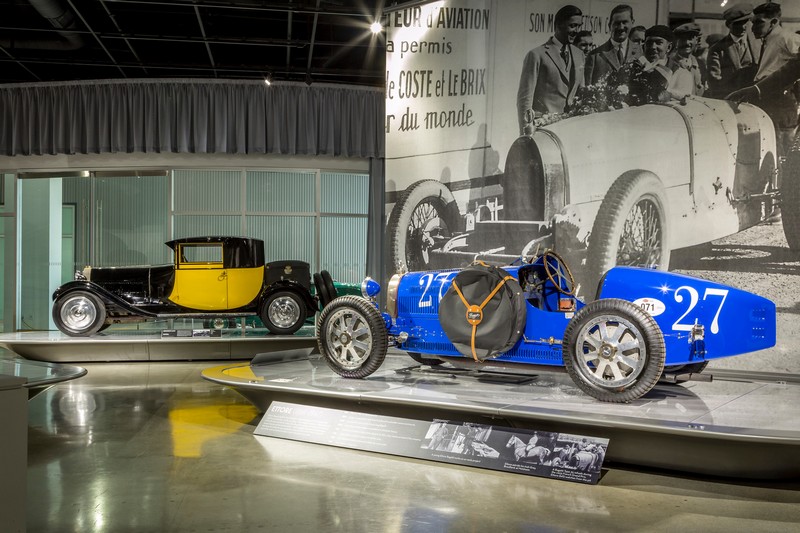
[542,250,575,296]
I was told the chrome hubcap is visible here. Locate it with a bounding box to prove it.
[268,296,301,328]
[60,296,97,331]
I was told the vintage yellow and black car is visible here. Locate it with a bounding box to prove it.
[52,236,337,337]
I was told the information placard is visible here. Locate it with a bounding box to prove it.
[255,401,609,484]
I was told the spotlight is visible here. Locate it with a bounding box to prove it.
[264,72,272,86]
[370,21,382,34]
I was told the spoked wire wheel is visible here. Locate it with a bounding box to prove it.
[617,198,663,267]
[387,180,460,273]
[586,172,670,290]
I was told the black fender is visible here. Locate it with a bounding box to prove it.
[52,281,158,317]
[259,279,317,314]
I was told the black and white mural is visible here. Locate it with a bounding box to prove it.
[385,0,800,373]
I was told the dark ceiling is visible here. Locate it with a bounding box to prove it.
[0,0,408,86]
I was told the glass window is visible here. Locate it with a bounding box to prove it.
[178,244,223,266]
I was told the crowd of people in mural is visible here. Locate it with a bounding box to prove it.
[516,2,800,157]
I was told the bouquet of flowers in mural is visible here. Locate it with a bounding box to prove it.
[529,59,670,130]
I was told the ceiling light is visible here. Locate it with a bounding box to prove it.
[370,21,382,34]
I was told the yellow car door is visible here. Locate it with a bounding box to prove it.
[169,243,228,310]
[226,265,264,309]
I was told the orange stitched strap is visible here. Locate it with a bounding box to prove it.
[452,281,470,310]
[478,275,514,310]
[471,324,478,362]
[452,275,515,362]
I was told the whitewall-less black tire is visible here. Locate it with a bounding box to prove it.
[316,296,388,378]
[260,291,306,335]
[52,291,107,337]
[562,298,665,402]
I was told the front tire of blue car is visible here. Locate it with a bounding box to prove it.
[317,296,388,378]
[562,298,665,403]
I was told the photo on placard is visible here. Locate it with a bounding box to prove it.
[550,434,608,473]
[502,430,556,464]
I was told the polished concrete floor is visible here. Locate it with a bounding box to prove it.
[23,360,800,533]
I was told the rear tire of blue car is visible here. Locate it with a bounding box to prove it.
[562,298,665,403]
[317,296,388,378]
[260,291,307,335]
[53,290,108,337]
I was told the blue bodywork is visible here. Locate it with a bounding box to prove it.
[386,264,776,368]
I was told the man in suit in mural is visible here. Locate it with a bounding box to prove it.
[516,5,585,134]
[707,3,760,98]
[584,4,642,86]
[750,2,800,161]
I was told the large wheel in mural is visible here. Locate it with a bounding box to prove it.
[387,180,461,273]
[781,133,800,251]
[586,172,670,290]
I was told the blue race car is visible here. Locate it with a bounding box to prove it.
[316,251,777,403]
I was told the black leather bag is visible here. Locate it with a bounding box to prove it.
[439,263,526,361]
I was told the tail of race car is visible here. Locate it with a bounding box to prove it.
[597,267,776,366]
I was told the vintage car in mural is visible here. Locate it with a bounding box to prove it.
[317,250,776,403]
[387,97,787,295]
[52,236,342,337]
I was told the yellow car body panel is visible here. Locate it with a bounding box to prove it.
[169,243,229,310]
[227,266,265,308]
[169,267,227,310]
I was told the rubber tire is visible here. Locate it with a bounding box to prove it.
[52,290,107,337]
[316,296,388,378]
[314,271,337,309]
[781,133,800,250]
[586,172,670,289]
[408,352,444,366]
[260,291,307,335]
[387,179,461,273]
[562,298,666,403]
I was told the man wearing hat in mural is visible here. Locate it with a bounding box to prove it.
[585,4,642,85]
[707,3,760,98]
[666,23,706,99]
[641,25,674,81]
[516,5,585,134]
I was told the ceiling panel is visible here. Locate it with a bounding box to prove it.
[0,0,409,86]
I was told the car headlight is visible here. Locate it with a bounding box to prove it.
[360,277,381,299]
[386,273,403,318]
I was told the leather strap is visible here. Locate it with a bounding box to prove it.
[452,275,514,361]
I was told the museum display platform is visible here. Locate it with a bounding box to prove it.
[0,327,317,363]
[0,357,87,398]
[203,350,800,480]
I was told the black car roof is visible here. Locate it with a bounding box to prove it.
[165,237,265,269]
[164,236,264,250]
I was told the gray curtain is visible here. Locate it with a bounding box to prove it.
[0,79,385,157]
